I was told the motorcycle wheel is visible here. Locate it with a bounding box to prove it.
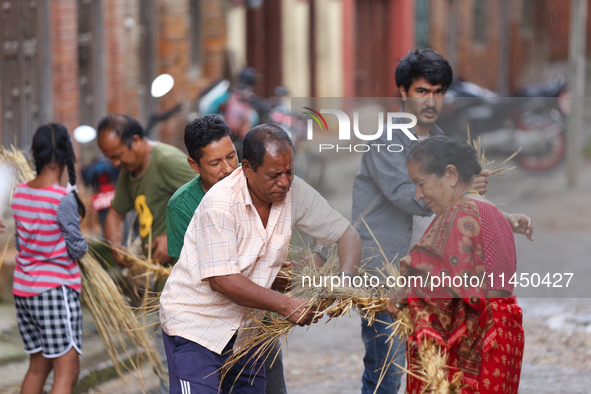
[516,131,566,171]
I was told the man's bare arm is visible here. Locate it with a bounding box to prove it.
[209,274,318,326]
[104,207,127,265]
[501,211,534,241]
[336,225,361,275]
[472,170,491,195]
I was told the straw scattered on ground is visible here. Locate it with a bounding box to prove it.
[79,251,166,389]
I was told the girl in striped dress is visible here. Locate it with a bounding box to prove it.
[12,123,87,394]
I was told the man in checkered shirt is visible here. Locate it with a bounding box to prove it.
[160,123,361,393]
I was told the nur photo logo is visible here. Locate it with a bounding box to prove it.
[302,107,418,153]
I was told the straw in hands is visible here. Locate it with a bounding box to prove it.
[88,235,172,280]
[0,145,35,186]
[467,126,522,176]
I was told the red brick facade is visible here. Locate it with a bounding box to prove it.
[429,0,591,93]
[156,0,227,146]
[0,0,228,301]
[0,0,227,149]
[106,0,130,115]
[51,0,79,133]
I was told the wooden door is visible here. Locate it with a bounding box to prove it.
[355,0,391,97]
[0,0,43,148]
[246,1,283,98]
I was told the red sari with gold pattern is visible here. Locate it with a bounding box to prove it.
[400,197,524,394]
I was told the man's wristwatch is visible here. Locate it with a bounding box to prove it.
[312,245,329,262]
[394,299,407,310]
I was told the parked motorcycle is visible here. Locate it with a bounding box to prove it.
[194,70,326,190]
[438,79,568,172]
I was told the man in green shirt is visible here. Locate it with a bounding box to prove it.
[98,115,196,266]
[97,114,196,394]
[166,114,238,258]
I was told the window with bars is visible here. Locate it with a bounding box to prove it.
[473,0,487,45]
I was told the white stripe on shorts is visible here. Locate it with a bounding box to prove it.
[181,379,191,394]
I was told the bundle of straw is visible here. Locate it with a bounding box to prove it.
[467,126,521,176]
[79,252,166,387]
[287,243,339,299]
[220,241,405,382]
[88,235,172,280]
[0,146,35,270]
[413,339,464,394]
[220,218,413,392]
[326,284,388,326]
[219,299,320,393]
[218,247,347,390]
[0,145,35,185]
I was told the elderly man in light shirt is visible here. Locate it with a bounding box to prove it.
[160,123,361,394]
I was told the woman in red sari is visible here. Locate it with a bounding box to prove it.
[386,136,530,394]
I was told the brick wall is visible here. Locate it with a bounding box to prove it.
[51,0,79,132]
[105,0,129,115]
[123,0,141,120]
[546,0,591,59]
[201,0,228,83]
[429,0,591,93]
[546,0,571,61]
[157,0,228,147]
[157,0,190,147]
[1,0,228,150]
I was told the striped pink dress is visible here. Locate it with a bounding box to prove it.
[12,183,87,297]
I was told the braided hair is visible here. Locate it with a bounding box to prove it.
[31,123,86,218]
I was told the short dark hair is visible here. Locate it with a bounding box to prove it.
[395,48,453,92]
[407,136,482,184]
[97,114,144,148]
[242,123,294,172]
[184,115,231,163]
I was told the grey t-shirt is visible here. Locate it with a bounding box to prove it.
[351,119,443,273]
